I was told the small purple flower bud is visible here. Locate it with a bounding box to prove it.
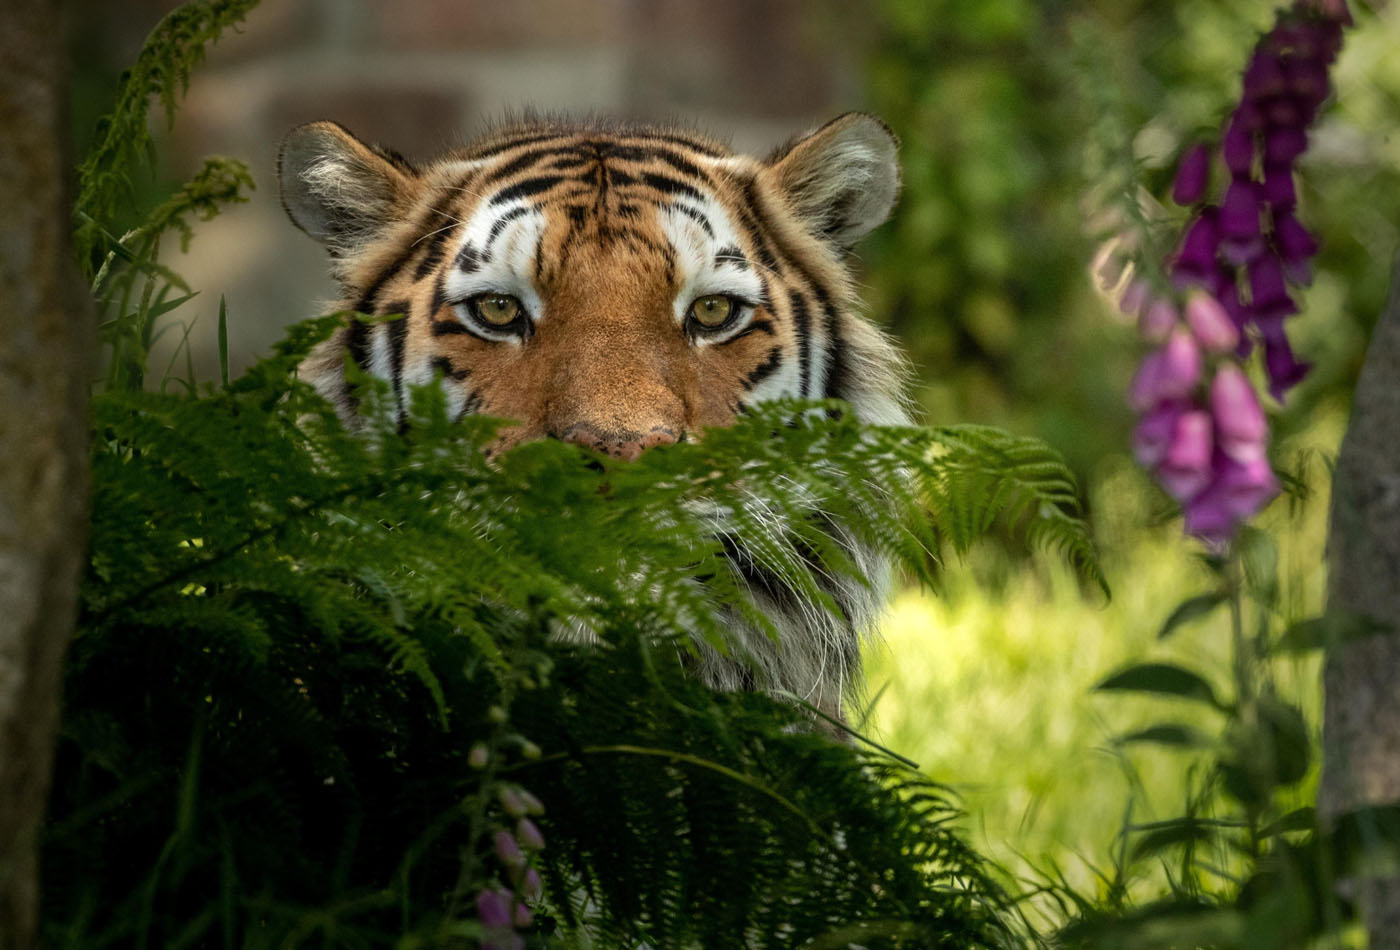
[516,817,545,851]
[1118,279,1148,318]
[1285,58,1329,105]
[1273,211,1319,284]
[519,868,543,901]
[1184,291,1239,354]
[477,888,513,929]
[1158,410,1215,502]
[1261,163,1296,209]
[1172,143,1212,206]
[1309,0,1354,27]
[1260,318,1312,400]
[1265,126,1307,164]
[1139,296,1178,343]
[1222,113,1256,177]
[499,786,528,818]
[518,789,545,815]
[1133,401,1185,469]
[1242,53,1288,102]
[468,743,490,769]
[1265,96,1303,129]
[1172,213,1220,289]
[1219,180,1264,265]
[1248,254,1298,322]
[1210,365,1268,463]
[514,901,533,928]
[494,830,525,867]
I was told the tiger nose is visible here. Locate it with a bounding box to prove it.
[556,422,679,461]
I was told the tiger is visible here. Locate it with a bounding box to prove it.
[277,112,910,728]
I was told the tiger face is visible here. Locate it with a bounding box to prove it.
[278,114,911,726]
[278,114,909,457]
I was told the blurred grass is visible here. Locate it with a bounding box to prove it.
[862,407,1340,908]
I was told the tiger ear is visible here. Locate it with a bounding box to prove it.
[278,121,416,254]
[765,112,900,249]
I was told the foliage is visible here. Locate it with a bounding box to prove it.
[48,321,1102,945]
[75,0,257,393]
[49,3,1109,945]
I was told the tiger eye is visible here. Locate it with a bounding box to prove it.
[690,294,733,328]
[475,294,521,326]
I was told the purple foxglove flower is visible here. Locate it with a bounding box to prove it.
[1139,296,1178,343]
[1265,126,1308,164]
[1243,52,1287,102]
[1172,143,1212,206]
[514,901,534,928]
[1183,456,1280,545]
[1133,400,1186,468]
[1172,212,1220,289]
[1261,163,1296,209]
[1184,291,1239,353]
[1222,112,1256,177]
[468,743,489,769]
[1273,211,1319,284]
[1210,365,1268,462]
[1219,180,1264,264]
[1129,329,1202,411]
[1248,254,1297,322]
[477,889,513,929]
[1158,410,1215,502]
[1211,456,1280,519]
[519,868,543,901]
[1183,486,1237,545]
[494,830,525,867]
[516,817,545,851]
[1260,317,1312,400]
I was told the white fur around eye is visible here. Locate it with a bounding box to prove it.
[659,196,765,329]
[441,202,547,326]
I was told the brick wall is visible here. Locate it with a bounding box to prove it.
[80,0,870,379]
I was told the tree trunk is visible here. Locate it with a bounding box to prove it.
[1322,256,1400,947]
[0,1,93,947]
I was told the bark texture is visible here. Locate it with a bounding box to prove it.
[0,1,93,946]
[1322,256,1400,947]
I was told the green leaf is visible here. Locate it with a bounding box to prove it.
[1157,592,1227,640]
[1275,611,1393,654]
[1128,817,1221,863]
[1260,806,1316,838]
[1113,723,1211,750]
[1095,663,1225,711]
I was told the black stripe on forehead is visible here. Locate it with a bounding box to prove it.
[486,206,531,247]
[671,203,715,238]
[479,144,583,185]
[640,172,703,202]
[714,245,749,269]
[490,175,567,205]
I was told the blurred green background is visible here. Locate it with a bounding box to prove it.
[72,0,1400,911]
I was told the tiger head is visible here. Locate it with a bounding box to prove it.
[278,114,910,457]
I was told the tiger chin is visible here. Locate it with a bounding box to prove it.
[278,112,912,731]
